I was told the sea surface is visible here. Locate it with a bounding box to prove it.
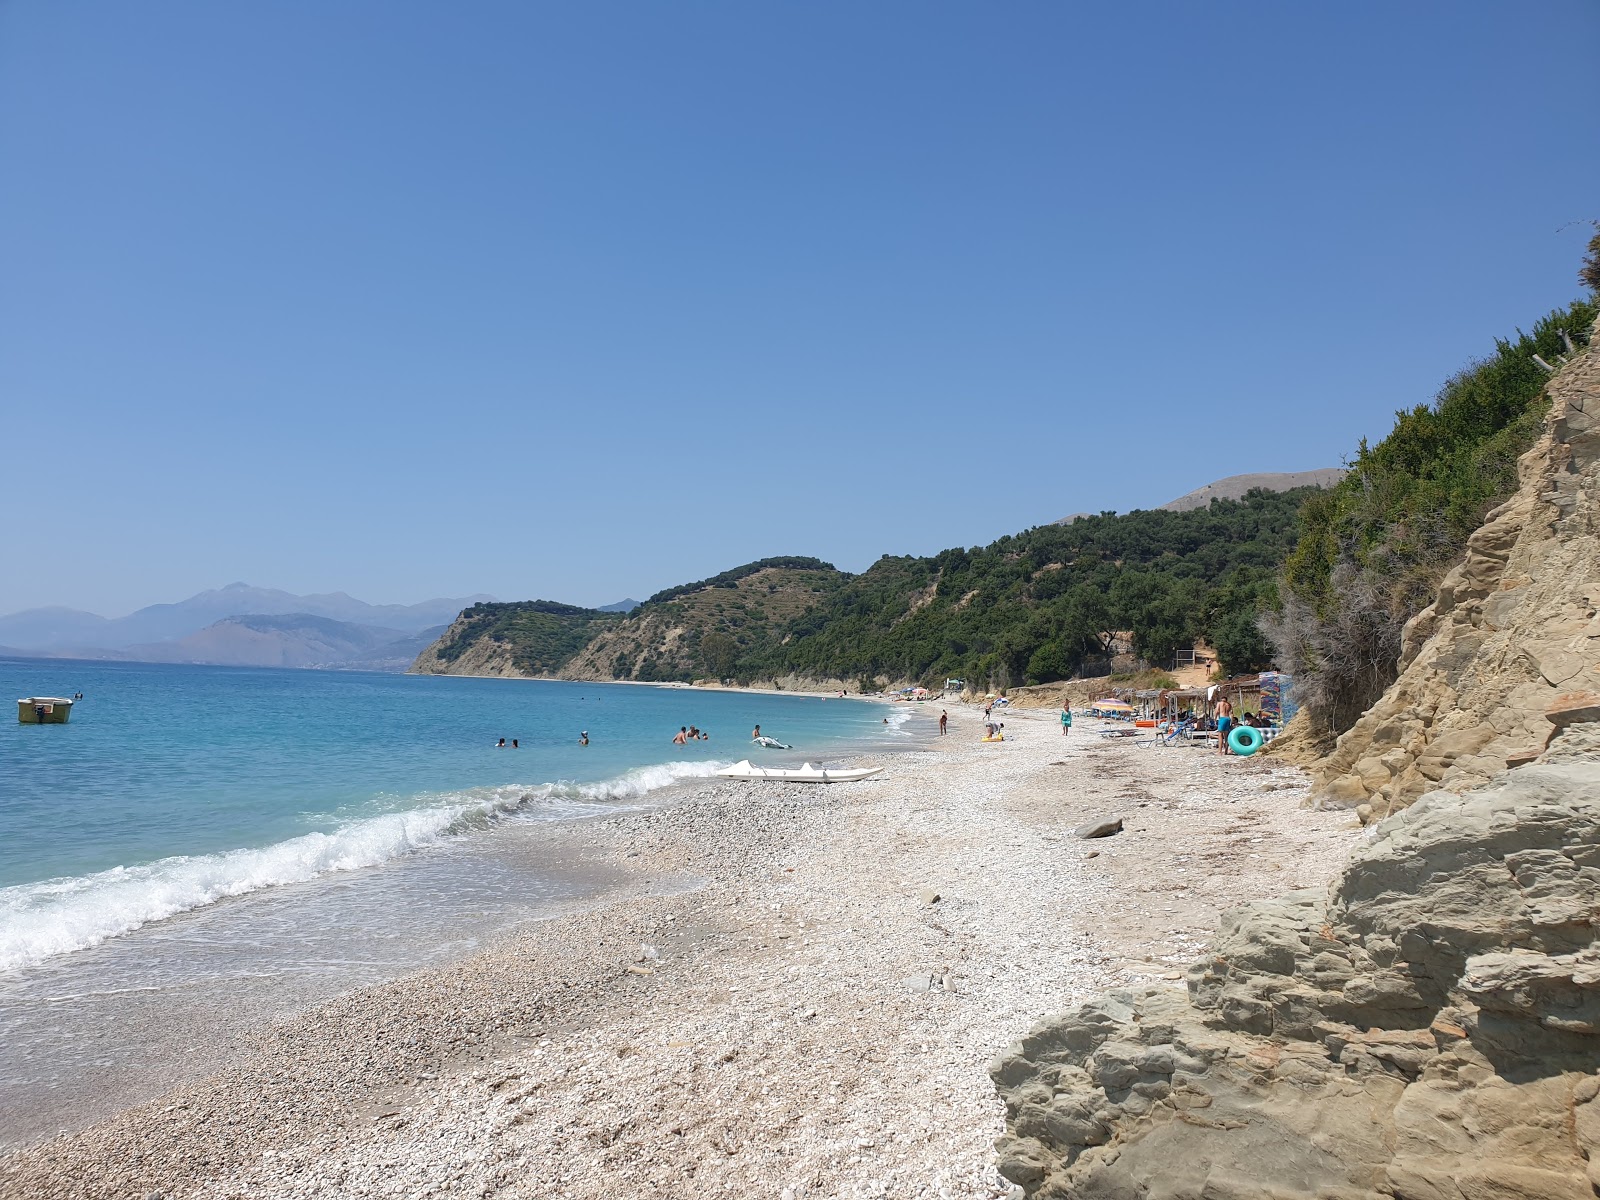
[0,658,921,1147]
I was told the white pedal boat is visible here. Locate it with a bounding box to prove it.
[717,759,882,783]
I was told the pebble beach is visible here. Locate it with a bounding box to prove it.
[1,704,1363,1200]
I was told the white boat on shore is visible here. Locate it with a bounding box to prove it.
[717,760,882,784]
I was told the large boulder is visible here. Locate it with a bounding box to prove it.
[992,729,1600,1199]
[1312,316,1600,817]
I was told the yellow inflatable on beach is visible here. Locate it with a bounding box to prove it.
[981,734,1004,742]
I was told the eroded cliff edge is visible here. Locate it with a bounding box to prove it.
[991,322,1600,1196]
[991,727,1600,1199]
[1312,314,1600,817]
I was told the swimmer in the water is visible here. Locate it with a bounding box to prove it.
[579,731,589,746]
[496,737,506,748]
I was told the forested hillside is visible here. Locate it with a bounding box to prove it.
[742,492,1308,689]
[412,502,1315,688]
[412,600,624,677]
[557,558,849,682]
[413,243,1600,717]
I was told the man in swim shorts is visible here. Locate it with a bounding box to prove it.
[1215,698,1233,755]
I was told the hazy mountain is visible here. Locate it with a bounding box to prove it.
[120,614,451,671]
[0,584,493,653]
[597,598,642,613]
[0,607,115,650]
[1055,469,1345,524]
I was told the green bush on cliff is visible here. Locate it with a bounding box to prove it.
[429,600,623,674]
[734,490,1311,688]
[1266,295,1599,740]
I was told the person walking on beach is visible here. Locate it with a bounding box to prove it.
[1060,705,1072,736]
[939,710,948,735]
[1215,697,1234,756]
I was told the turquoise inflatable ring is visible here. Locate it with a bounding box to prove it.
[1227,725,1264,756]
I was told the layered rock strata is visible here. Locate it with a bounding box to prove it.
[992,728,1600,1199]
[1313,316,1600,816]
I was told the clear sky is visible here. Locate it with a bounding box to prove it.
[2,1,1597,617]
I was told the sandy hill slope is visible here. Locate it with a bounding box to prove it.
[411,601,624,678]
[410,560,846,682]
[1309,312,1600,816]
[1159,468,1347,512]
[1056,468,1345,524]
[555,559,847,682]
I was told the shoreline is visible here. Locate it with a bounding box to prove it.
[404,671,905,702]
[2,705,1364,1199]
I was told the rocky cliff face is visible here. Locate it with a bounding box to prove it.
[1312,316,1600,817]
[988,314,1600,1198]
[409,614,522,677]
[992,725,1600,1199]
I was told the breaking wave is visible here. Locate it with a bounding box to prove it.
[0,759,727,972]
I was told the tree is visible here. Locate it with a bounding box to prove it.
[699,632,738,680]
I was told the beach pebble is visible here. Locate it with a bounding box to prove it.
[1075,817,1124,839]
[3,705,1364,1200]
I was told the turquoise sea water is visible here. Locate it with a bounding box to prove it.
[0,658,908,973]
[0,658,922,1146]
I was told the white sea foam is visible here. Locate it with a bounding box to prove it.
[0,759,727,973]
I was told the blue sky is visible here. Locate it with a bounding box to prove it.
[2,1,1597,616]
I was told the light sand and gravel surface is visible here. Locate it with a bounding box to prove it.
[1,705,1362,1200]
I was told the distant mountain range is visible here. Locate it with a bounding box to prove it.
[1055,468,1346,524]
[115,614,452,672]
[0,584,493,671]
